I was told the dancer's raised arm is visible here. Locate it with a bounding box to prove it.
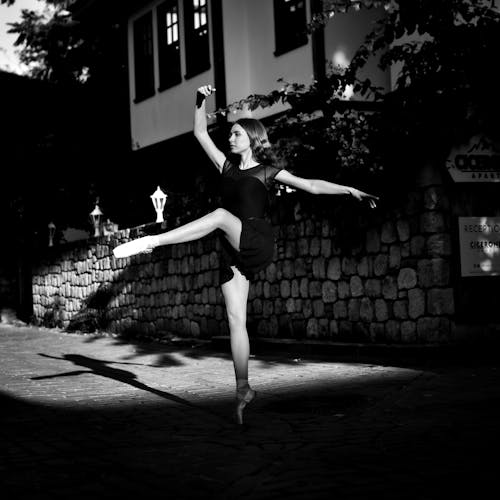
[275,169,379,209]
[194,84,226,173]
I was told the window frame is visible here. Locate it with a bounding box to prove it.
[133,11,156,103]
[183,0,211,79]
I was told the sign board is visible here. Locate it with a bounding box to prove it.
[446,136,500,182]
[459,217,500,277]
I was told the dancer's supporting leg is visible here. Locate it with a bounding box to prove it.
[113,208,241,258]
[222,267,256,425]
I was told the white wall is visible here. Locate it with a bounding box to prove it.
[223,0,314,121]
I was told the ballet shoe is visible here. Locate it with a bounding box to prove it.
[113,236,155,259]
[235,387,256,425]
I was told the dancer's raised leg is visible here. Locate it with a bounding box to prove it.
[221,267,256,425]
[113,208,242,258]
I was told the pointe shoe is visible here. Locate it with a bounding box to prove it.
[113,236,155,259]
[235,387,256,425]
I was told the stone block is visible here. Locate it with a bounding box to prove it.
[350,276,364,297]
[427,288,455,315]
[374,255,388,276]
[408,288,425,319]
[327,257,341,280]
[312,257,326,279]
[285,297,295,313]
[410,235,426,256]
[329,319,339,335]
[309,281,321,298]
[393,299,408,319]
[333,300,347,319]
[382,275,398,299]
[280,280,291,298]
[313,299,325,317]
[263,300,274,317]
[424,186,449,210]
[381,221,397,243]
[302,299,313,318]
[385,320,401,342]
[295,258,307,277]
[398,268,417,289]
[401,321,417,342]
[306,318,319,338]
[282,261,294,279]
[342,257,358,276]
[297,238,309,256]
[389,246,401,270]
[348,299,360,321]
[300,278,309,298]
[357,256,370,277]
[396,219,410,242]
[322,281,337,303]
[265,262,276,283]
[375,298,389,321]
[321,239,332,258]
[310,237,321,256]
[360,298,374,322]
[421,211,446,233]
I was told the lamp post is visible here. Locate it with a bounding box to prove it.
[150,186,167,223]
[90,202,103,237]
[48,221,56,247]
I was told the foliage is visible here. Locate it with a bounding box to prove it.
[1,0,131,241]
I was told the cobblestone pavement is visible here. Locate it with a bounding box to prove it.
[1,324,499,499]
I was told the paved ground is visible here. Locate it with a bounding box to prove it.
[1,324,499,499]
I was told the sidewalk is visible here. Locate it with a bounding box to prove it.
[1,324,499,499]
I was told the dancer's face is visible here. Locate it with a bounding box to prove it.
[229,124,251,155]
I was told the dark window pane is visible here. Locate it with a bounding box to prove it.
[274,0,308,56]
[158,0,182,90]
[133,11,155,101]
[184,0,210,78]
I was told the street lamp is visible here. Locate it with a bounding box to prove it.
[90,202,103,237]
[150,186,167,223]
[48,221,56,247]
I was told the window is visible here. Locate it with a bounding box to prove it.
[184,0,210,78]
[274,0,308,56]
[157,1,182,90]
[133,11,155,102]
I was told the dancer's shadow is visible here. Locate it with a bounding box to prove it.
[32,353,222,419]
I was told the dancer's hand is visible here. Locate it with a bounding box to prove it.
[348,188,379,209]
[197,84,216,98]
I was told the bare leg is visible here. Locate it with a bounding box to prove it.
[221,266,256,424]
[154,208,242,250]
[113,208,242,258]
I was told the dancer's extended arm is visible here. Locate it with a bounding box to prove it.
[193,84,226,172]
[274,169,379,209]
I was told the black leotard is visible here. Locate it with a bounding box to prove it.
[219,158,282,284]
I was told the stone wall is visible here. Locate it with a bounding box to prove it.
[31,163,481,344]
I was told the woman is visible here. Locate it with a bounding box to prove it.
[114,84,378,424]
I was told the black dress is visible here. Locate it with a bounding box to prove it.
[219,158,282,284]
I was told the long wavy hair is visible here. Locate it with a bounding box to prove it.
[229,118,281,167]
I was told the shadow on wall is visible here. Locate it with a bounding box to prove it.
[40,257,174,336]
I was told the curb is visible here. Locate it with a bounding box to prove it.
[210,335,500,362]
